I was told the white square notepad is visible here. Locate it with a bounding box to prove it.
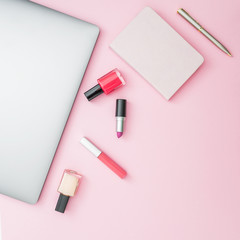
[110,7,204,100]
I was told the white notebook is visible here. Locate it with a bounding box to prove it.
[110,7,204,100]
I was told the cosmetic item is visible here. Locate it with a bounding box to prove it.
[55,169,82,213]
[116,99,127,138]
[110,7,204,100]
[177,8,232,56]
[84,69,126,101]
[80,137,127,178]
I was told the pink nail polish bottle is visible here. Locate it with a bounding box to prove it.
[84,69,126,101]
[55,169,82,213]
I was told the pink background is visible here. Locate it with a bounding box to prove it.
[1,0,240,239]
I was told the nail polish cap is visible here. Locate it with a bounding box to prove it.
[84,84,104,101]
[116,99,126,117]
[55,193,70,213]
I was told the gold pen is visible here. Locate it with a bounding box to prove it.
[177,8,232,57]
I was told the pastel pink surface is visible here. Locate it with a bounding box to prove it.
[1,0,240,240]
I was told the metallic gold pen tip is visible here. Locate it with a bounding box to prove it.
[177,8,182,13]
[228,53,232,57]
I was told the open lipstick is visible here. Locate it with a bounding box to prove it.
[84,69,126,101]
[116,99,127,138]
[80,137,127,178]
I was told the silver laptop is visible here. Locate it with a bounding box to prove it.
[0,0,99,204]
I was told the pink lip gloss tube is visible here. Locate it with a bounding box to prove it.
[80,137,127,179]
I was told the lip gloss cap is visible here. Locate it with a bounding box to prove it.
[80,137,102,157]
[116,99,126,117]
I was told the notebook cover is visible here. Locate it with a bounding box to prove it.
[110,7,204,100]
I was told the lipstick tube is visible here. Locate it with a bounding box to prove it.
[80,137,127,179]
[84,69,126,101]
[116,99,127,138]
[55,169,82,213]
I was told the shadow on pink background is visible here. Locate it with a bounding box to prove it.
[0,0,240,239]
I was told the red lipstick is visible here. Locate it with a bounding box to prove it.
[84,69,125,101]
[80,137,127,178]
